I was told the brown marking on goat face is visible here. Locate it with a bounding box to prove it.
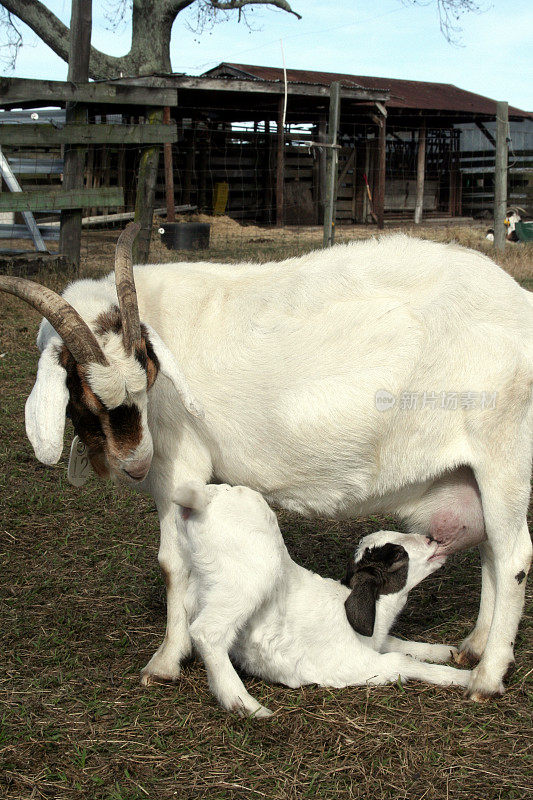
[345,543,409,596]
[58,319,160,477]
[140,323,160,390]
[343,543,409,637]
[94,306,123,337]
[515,570,526,585]
[60,346,109,476]
[99,403,143,460]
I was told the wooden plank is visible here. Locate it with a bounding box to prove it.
[324,83,341,247]
[0,187,124,212]
[169,75,389,102]
[375,113,386,230]
[336,148,356,194]
[276,97,285,227]
[0,123,179,146]
[0,78,177,109]
[414,120,427,224]
[46,205,196,228]
[494,101,508,253]
[163,106,176,221]
[475,120,496,148]
[133,107,163,264]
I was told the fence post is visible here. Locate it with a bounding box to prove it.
[494,101,509,253]
[414,119,426,224]
[133,107,164,265]
[375,108,387,230]
[163,106,175,222]
[59,0,92,271]
[323,82,341,248]
[276,96,285,227]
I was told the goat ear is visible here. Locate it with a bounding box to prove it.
[344,573,380,637]
[174,481,208,511]
[25,342,69,465]
[142,323,204,420]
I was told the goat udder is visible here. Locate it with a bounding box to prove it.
[429,505,486,555]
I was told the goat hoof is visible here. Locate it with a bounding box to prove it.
[140,669,180,687]
[465,666,505,701]
[230,697,273,719]
[454,648,479,667]
[465,687,504,702]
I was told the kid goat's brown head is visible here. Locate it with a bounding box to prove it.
[0,223,203,484]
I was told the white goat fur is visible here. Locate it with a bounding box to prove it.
[175,482,469,717]
[30,234,533,700]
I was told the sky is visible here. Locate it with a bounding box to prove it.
[4,0,533,111]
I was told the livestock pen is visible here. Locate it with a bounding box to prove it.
[0,224,531,800]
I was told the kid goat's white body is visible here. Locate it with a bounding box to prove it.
[176,483,469,717]
[31,235,533,699]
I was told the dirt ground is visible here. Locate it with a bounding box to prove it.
[0,222,532,799]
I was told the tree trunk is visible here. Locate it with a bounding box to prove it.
[2,0,298,79]
[2,0,181,78]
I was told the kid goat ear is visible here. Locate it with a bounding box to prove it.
[344,572,381,637]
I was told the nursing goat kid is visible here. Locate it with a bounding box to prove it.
[1,224,532,701]
[175,482,469,717]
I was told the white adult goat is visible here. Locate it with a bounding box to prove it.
[175,482,469,717]
[1,226,531,701]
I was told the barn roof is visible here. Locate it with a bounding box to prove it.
[203,63,532,120]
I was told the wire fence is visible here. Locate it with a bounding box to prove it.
[0,104,531,272]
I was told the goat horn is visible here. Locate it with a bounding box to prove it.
[114,222,142,354]
[0,275,108,366]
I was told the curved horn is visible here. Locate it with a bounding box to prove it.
[0,275,108,366]
[114,222,142,354]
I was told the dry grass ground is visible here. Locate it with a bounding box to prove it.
[1,222,532,800]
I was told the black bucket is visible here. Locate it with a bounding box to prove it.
[159,222,210,251]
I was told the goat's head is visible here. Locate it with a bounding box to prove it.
[342,530,445,637]
[0,223,203,484]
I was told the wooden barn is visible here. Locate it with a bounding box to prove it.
[0,66,531,246]
[194,63,532,224]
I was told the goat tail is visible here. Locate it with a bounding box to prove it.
[174,481,209,513]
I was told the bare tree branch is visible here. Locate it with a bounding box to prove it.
[0,0,123,77]
[209,0,302,21]
[404,0,483,44]
[0,7,22,70]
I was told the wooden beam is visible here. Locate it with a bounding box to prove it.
[475,120,496,148]
[0,78,177,108]
[494,101,509,253]
[0,187,124,212]
[193,74,388,100]
[336,148,356,194]
[323,82,341,247]
[60,0,92,271]
[375,112,386,230]
[163,107,176,222]
[317,115,327,224]
[0,123,179,146]
[414,119,427,225]
[276,97,285,227]
[133,107,164,264]
[146,75,389,103]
